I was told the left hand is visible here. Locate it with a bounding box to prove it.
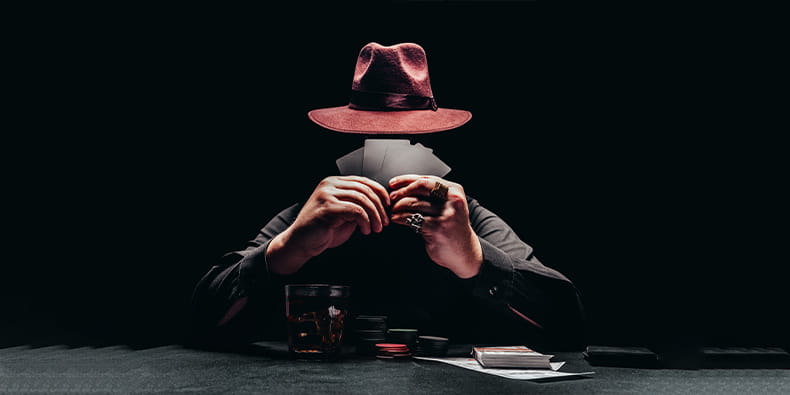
[389,175,483,279]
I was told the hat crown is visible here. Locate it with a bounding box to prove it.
[307,41,471,134]
[352,42,433,98]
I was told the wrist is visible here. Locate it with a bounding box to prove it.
[265,228,312,275]
[453,234,484,279]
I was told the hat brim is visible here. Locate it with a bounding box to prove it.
[308,106,472,134]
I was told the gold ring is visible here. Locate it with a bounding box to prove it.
[430,181,449,200]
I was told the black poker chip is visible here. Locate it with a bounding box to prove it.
[386,328,418,349]
[353,315,389,355]
[415,335,449,357]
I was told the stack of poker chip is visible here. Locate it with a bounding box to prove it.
[374,343,412,359]
[353,315,388,355]
[415,335,450,357]
[386,328,419,352]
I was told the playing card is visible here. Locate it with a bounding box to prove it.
[336,147,364,175]
[362,139,409,179]
[335,139,451,188]
[415,142,432,152]
[376,143,451,188]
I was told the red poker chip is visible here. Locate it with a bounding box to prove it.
[375,343,412,359]
[375,343,408,348]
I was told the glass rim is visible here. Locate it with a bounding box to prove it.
[285,283,350,297]
[285,283,350,290]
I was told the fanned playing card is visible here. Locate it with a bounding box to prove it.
[362,139,409,178]
[336,139,451,189]
[336,147,364,176]
[376,143,450,188]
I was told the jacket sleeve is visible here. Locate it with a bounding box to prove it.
[462,197,587,350]
[188,203,301,346]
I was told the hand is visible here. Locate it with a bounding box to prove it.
[389,175,483,279]
[266,176,390,274]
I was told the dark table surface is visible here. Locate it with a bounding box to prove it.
[2,341,789,394]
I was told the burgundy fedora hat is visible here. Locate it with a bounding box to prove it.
[308,42,472,134]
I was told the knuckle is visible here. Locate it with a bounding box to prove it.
[315,189,333,202]
[450,196,467,211]
[343,204,362,216]
[320,176,337,185]
[353,203,366,215]
[354,209,368,220]
[448,187,466,201]
[318,177,339,191]
[447,194,463,204]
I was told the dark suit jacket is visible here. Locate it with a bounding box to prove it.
[190,196,586,351]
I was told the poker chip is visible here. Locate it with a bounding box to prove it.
[353,315,388,355]
[386,328,419,350]
[415,335,449,357]
[375,343,409,349]
[375,343,412,359]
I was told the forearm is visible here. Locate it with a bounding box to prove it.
[265,227,313,275]
[189,204,302,344]
[189,243,272,343]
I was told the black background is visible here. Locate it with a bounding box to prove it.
[3,2,786,351]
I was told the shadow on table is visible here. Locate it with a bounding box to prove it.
[181,340,381,363]
[584,344,790,370]
[181,340,292,359]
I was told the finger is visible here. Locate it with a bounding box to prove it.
[334,200,372,235]
[389,212,413,226]
[338,176,391,207]
[333,189,384,233]
[389,176,437,201]
[388,174,424,190]
[390,196,443,216]
[334,179,389,227]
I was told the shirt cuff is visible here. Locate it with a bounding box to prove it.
[237,239,275,288]
[461,237,515,305]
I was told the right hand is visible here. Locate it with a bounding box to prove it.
[266,176,390,274]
